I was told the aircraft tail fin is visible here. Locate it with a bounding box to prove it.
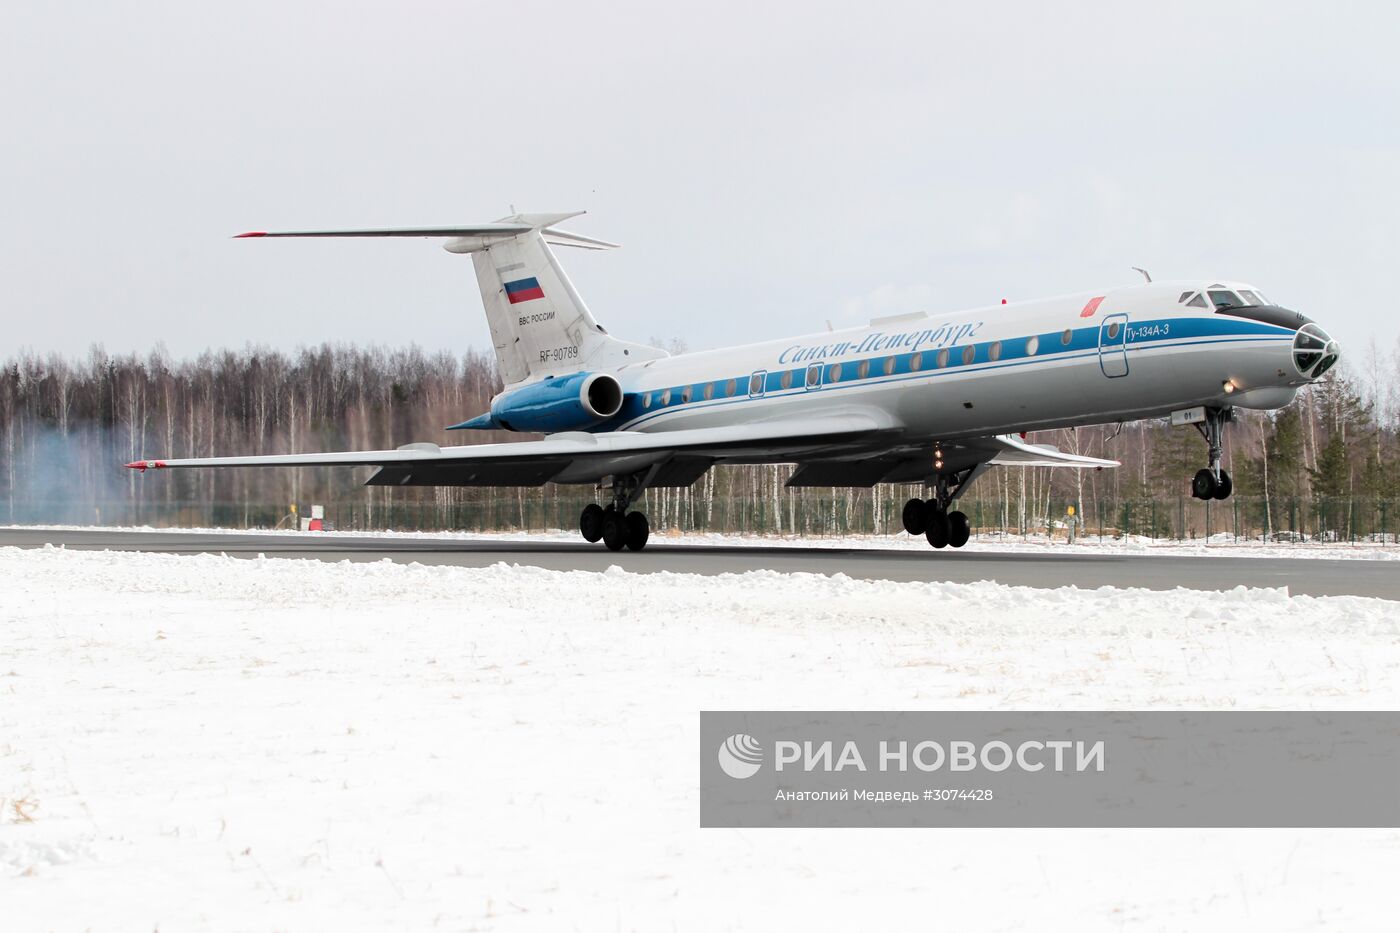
[235,211,666,388]
[457,213,666,386]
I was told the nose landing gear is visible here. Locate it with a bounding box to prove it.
[1192,468,1233,500]
[579,472,652,551]
[1191,406,1234,501]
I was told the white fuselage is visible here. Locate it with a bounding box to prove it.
[591,280,1320,443]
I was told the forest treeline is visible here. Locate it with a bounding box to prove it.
[1,342,1397,540]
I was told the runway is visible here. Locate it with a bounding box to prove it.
[2,527,1397,599]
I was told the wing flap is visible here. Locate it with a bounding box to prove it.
[366,460,567,487]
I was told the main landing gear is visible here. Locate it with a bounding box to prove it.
[579,472,651,551]
[902,474,971,550]
[1191,406,1234,501]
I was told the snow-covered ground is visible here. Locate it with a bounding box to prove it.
[4,546,1400,929]
[12,522,1400,560]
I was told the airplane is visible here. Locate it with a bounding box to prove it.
[126,211,1340,552]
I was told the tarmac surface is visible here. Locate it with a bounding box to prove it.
[2,527,1397,599]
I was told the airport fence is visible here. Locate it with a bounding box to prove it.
[13,493,1400,545]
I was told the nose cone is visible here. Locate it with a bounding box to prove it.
[1292,323,1340,380]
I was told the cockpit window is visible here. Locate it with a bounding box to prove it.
[1179,291,1194,303]
[1208,290,1243,310]
[1237,289,1263,305]
[1186,293,1208,309]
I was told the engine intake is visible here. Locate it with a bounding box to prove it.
[489,372,625,433]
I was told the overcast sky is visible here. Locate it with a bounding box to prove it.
[3,1,1396,367]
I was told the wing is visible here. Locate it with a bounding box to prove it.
[126,414,897,488]
[128,417,1115,490]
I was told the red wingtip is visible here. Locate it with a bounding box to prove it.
[125,460,166,472]
[234,231,267,238]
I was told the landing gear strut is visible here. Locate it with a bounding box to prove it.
[579,471,652,551]
[1191,407,1234,501]
[902,469,978,550]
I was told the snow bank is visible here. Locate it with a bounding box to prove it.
[3,546,1399,929]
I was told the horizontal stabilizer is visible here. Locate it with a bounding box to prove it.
[235,223,533,239]
[233,211,618,250]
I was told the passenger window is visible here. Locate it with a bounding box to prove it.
[806,363,821,388]
[661,389,672,405]
[989,341,1002,362]
[681,386,692,403]
[882,357,895,376]
[749,373,764,396]
[725,378,737,397]
[1107,321,1121,339]
[1061,328,1073,345]
[1026,335,1039,356]
[703,382,714,400]
[780,370,793,389]
[828,363,842,383]
[856,359,869,379]
[910,353,923,372]
[1186,294,1208,308]
[642,393,652,409]
[962,344,975,364]
[936,348,949,368]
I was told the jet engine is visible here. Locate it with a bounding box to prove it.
[486,371,624,433]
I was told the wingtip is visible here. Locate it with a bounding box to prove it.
[125,460,166,472]
[233,231,267,238]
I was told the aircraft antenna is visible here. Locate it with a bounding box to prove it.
[1132,266,1152,283]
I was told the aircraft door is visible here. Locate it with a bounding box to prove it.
[1098,313,1129,378]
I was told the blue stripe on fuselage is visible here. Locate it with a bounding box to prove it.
[597,315,1291,432]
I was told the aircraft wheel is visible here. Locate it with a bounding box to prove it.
[580,503,605,542]
[1191,468,1218,501]
[1212,469,1233,500]
[925,507,951,549]
[901,498,928,536]
[947,510,970,548]
[601,511,628,551]
[625,511,650,551]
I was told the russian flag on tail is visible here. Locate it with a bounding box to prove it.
[504,276,545,304]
